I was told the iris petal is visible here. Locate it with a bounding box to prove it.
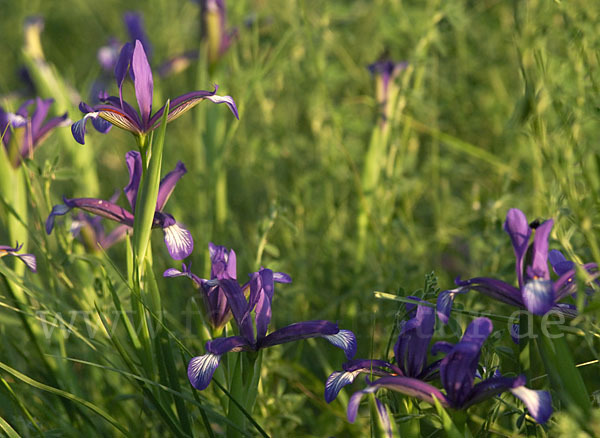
[323,329,357,359]
[510,385,553,424]
[46,203,73,234]
[325,370,361,403]
[187,354,221,390]
[15,253,37,273]
[163,223,194,260]
[522,279,554,315]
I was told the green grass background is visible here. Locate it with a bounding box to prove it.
[1,0,600,436]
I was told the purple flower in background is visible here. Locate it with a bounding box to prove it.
[437,209,598,320]
[200,0,237,64]
[0,242,36,273]
[164,242,239,329]
[347,318,552,430]
[368,60,408,125]
[325,298,439,403]
[72,40,238,145]
[0,98,69,167]
[46,150,193,260]
[187,267,356,390]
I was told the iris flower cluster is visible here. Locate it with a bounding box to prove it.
[171,243,357,391]
[326,300,552,434]
[0,97,69,168]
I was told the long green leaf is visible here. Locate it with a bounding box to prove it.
[0,361,128,435]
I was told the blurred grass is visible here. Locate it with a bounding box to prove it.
[1,0,600,436]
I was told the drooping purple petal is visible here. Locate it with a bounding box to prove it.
[323,329,357,360]
[527,219,553,280]
[522,279,554,315]
[548,249,575,277]
[71,112,101,145]
[463,375,520,408]
[0,244,37,273]
[347,384,378,423]
[258,320,356,359]
[46,203,73,234]
[131,40,153,128]
[273,271,292,283]
[503,208,532,289]
[325,370,363,403]
[162,222,194,260]
[124,150,142,210]
[455,277,523,308]
[61,197,134,226]
[395,299,435,377]
[510,380,553,424]
[14,253,37,273]
[325,359,401,403]
[349,376,450,423]
[187,353,221,390]
[148,86,239,128]
[156,161,187,211]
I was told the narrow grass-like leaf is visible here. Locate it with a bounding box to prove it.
[0,360,128,435]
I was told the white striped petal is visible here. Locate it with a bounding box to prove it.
[188,354,221,390]
[163,223,193,260]
[323,329,357,359]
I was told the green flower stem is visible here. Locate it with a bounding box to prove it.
[227,351,263,438]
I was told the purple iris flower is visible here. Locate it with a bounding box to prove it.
[368,60,408,124]
[347,318,552,428]
[187,267,357,390]
[200,0,237,64]
[0,98,69,167]
[325,297,439,403]
[72,40,238,145]
[164,242,240,329]
[0,242,36,273]
[46,150,193,260]
[437,209,598,320]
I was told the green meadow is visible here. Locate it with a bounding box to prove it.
[1,0,600,436]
